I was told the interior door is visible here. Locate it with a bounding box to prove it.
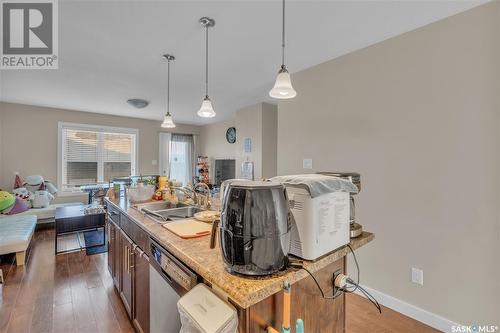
[120,230,134,318]
[158,132,171,177]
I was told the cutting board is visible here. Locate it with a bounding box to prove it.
[162,219,212,239]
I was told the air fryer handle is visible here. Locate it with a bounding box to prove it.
[209,219,220,249]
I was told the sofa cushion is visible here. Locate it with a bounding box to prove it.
[0,202,83,222]
[0,215,37,254]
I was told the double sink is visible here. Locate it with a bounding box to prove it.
[134,201,205,224]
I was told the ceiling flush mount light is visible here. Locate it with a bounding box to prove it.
[197,17,216,118]
[269,0,296,99]
[127,98,149,108]
[161,54,176,128]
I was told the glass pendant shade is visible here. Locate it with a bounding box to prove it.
[197,96,216,118]
[161,112,176,128]
[269,66,296,99]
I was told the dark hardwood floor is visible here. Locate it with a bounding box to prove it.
[0,228,439,333]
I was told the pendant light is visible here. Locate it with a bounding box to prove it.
[269,0,296,99]
[197,17,216,118]
[161,54,176,128]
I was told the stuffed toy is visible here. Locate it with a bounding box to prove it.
[32,190,54,208]
[13,173,23,189]
[2,197,29,215]
[0,191,15,211]
[23,175,58,196]
[12,187,32,208]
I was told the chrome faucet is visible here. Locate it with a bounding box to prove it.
[194,183,211,209]
[172,187,197,203]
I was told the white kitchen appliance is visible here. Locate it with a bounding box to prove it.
[178,284,238,333]
[285,185,351,261]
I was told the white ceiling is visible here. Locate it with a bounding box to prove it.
[0,0,488,125]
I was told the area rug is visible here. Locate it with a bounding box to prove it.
[83,229,107,255]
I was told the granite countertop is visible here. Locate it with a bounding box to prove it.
[105,197,374,309]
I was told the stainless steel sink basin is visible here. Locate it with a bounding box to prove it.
[134,201,188,211]
[137,203,204,224]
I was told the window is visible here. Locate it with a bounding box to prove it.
[169,134,194,186]
[58,122,138,189]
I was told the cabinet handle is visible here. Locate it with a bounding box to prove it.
[129,245,135,271]
[126,246,131,274]
[129,250,134,271]
[124,246,127,274]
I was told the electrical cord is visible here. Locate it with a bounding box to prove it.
[289,244,382,314]
[288,260,334,299]
[341,244,382,314]
[351,282,382,314]
[302,266,335,299]
[340,244,360,294]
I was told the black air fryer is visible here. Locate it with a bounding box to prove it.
[218,180,291,276]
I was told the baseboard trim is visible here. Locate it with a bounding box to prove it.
[353,285,460,333]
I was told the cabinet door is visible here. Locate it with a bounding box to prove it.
[119,230,134,318]
[133,249,150,333]
[112,222,121,290]
[107,221,114,276]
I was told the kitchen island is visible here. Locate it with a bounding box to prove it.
[105,196,374,333]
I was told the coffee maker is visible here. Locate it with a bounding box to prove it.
[317,172,362,238]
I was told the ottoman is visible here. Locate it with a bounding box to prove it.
[0,215,37,266]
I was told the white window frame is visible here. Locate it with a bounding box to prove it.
[58,122,139,190]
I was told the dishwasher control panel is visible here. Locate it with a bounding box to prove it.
[151,241,198,291]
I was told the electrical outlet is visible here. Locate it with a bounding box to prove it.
[303,158,313,169]
[152,160,157,166]
[332,269,344,298]
[411,268,423,286]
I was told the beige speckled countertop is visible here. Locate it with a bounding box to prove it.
[105,197,374,309]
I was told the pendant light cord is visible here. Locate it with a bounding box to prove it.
[167,58,170,114]
[281,0,285,67]
[205,25,209,98]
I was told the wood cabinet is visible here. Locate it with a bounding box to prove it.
[107,206,150,333]
[119,229,134,318]
[240,257,346,333]
[132,247,150,333]
[107,220,121,290]
[107,221,113,274]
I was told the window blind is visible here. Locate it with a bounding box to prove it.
[59,124,137,189]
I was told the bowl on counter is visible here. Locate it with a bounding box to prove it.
[126,184,155,203]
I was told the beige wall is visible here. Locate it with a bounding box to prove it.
[199,102,278,181]
[0,102,201,190]
[235,104,263,179]
[278,2,499,325]
[198,118,237,183]
[261,103,278,178]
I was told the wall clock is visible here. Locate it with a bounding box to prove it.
[226,127,236,144]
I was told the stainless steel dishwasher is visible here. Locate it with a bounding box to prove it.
[149,239,198,333]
